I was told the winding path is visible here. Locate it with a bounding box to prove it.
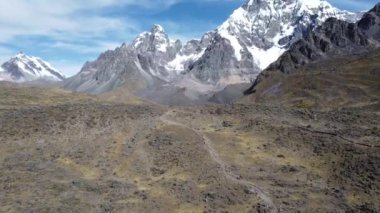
[160,110,278,213]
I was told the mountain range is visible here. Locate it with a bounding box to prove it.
[0,0,372,105]
[62,0,362,103]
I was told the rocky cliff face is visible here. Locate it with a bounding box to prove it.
[0,53,65,82]
[244,3,380,95]
[131,24,182,80]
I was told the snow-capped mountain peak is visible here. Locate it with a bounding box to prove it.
[215,0,360,70]
[131,24,177,53]
[0,52,65,82]
[151,24,165,34]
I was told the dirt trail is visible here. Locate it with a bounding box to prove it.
[160,110,278,213]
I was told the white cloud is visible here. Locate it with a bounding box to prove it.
[0,1,137,42]
[0,0,224,42]
[329,0,377,11]
[0,0,195,45]
[50,41,121,54]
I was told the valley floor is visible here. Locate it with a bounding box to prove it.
[0,84,379,212]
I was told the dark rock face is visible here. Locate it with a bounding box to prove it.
[269,18,373,74]
[358,3,380,41]
[245,3,380,95]
[1,62,24,79]
[188,35,255,83]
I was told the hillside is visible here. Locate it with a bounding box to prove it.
[240,49,380,110]
[0,77,379,212]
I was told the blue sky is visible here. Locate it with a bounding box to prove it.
[0,0,377,76]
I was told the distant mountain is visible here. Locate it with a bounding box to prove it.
[0,53,65,82]
[63,25,172,94]
[65,0,361,99]
[244,3,380,95]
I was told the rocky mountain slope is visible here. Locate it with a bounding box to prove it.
[64,0,359,99]
[244,3,380,95]
[0,53,65,82]
[241,48,380,109]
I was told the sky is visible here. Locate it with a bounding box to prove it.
[0,0,377,76]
